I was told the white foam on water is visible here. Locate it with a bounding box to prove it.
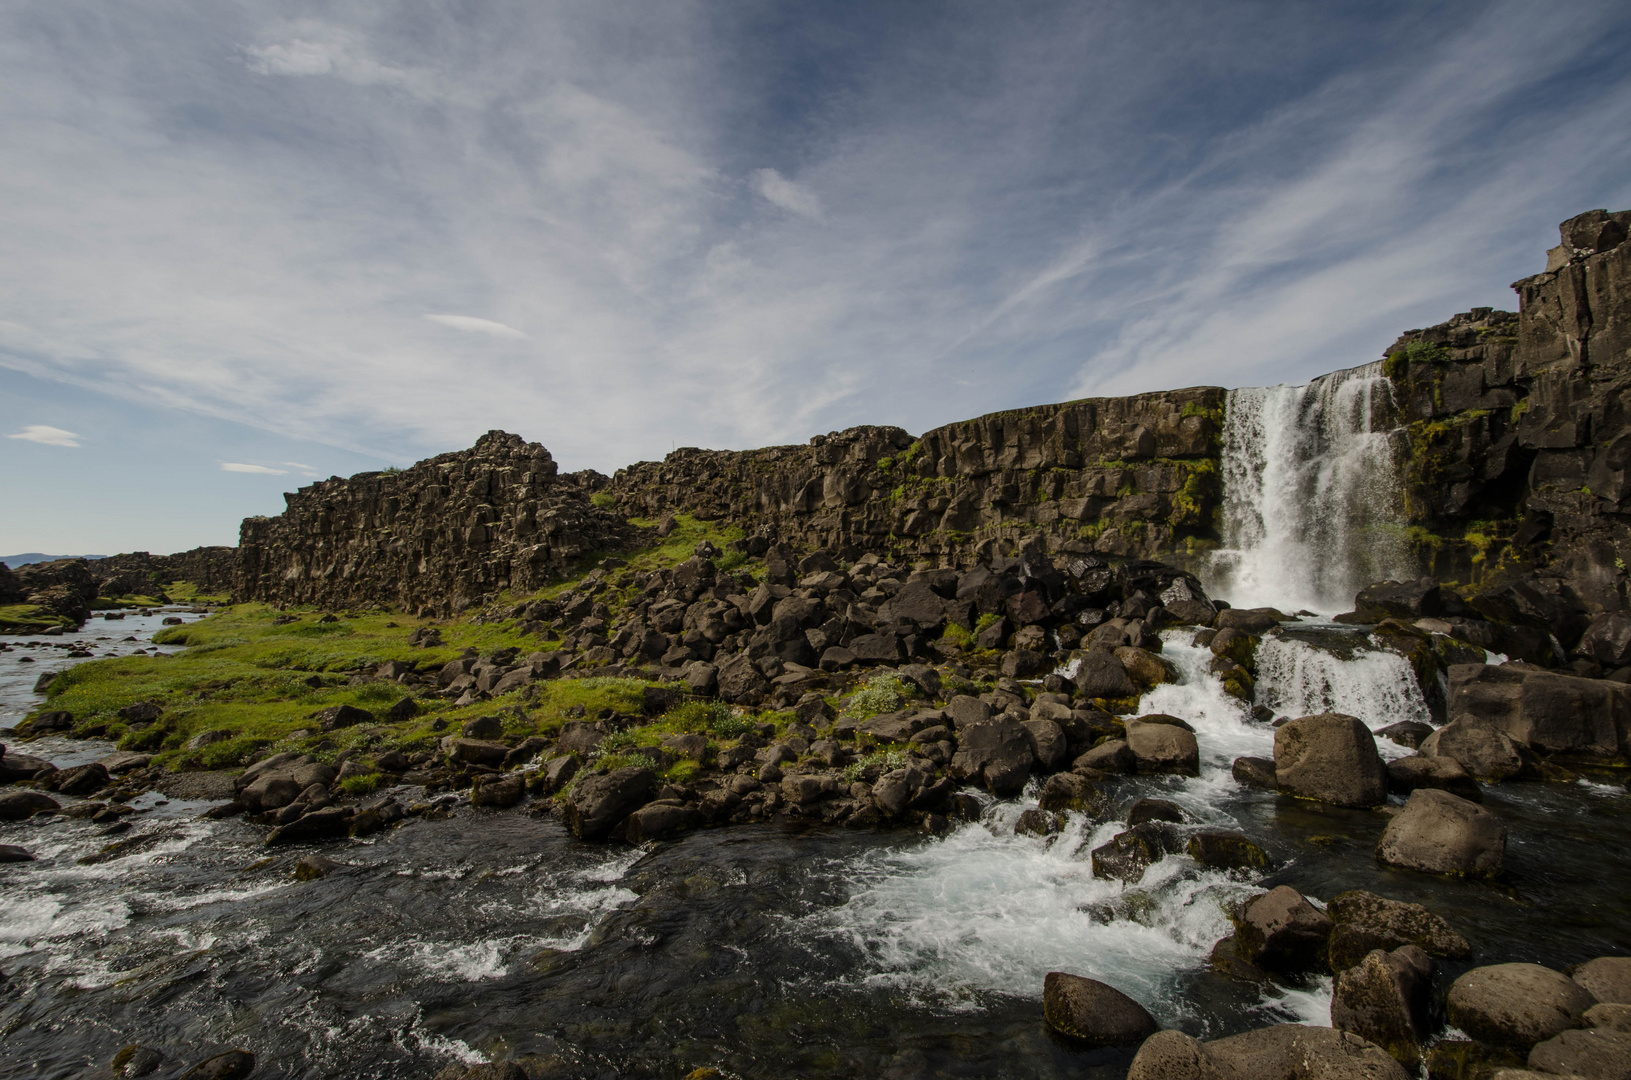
[805,808,1256,1023]
[1138,632,1269,771]
[405,939,511,982]
[0,894,132,960]
[1255,634,1430,739]
[1252,976,1334,1027]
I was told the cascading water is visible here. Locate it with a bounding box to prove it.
[1208,362,1416,615]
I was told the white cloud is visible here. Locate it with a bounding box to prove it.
[750,168,823,219]
[220,462,287,474]
[422,314,529,339]
[243,21,445,101]
[6,425,80,447]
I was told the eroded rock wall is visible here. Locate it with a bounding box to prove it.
[607,389,1226,566]
[234,431,640,614]
[1387,209,1631,611]
[93,547,238,596]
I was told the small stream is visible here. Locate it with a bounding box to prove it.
[4,616,1629,1079]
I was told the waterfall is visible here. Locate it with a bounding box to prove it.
[1207,362,1415,615]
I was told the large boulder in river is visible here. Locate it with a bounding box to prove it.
[948,721,1035,795]
[1274,713,1388,808]
[1234,886,1332,974]
[564,766,656,840]
[0,790,60,820]
[1447,963,1597,1050]
[1331,946,1435,1069]
[1125,718,1199,776]
[1527,1026,1631,1078]
[1419,717,1529,782]
[1376,789,1506,877]
[1042,972,1159,1046]
[1325,890,1471,972]
[1386,754,1482,801]
[1447,663,1631,764]
[1128,1024,1410,1080]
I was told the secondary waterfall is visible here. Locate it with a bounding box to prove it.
[1207,362,1415,614]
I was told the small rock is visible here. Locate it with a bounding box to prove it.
[293,855,342,881]
[1078,739,1135,773]
[1124,719,1199,776]
[1376,720,1435,749]
[1586,1003,1631,1032]
[1041,971,1159,1046]
[1386,754,1482,801]
[175,1050,255,1080]
[624,802,701,842]
[1447,963,1597,1050]
[1126,797,1188,828]
[1037,772,1111,815]
[0,791,60,821]
[1015,808,1061,837]
[111,1045,166,1078]
[471,774,525,808]
[1091,823,1183,883]
[0,844,35,862]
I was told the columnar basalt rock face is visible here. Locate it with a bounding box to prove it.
[92,547,237,596]
[1387,209,1631,611]
[234,431,641,614]
[607,389,1226,565]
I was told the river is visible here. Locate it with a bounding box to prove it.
[4,611,1629,1079]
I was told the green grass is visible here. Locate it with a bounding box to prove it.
[165,581,231,604]
[0,603,59,630]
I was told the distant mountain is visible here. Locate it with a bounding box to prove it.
[0,553,108,567]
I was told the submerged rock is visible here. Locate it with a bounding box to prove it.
[1042,971,1159,1046]
[1186,831,1270,872]
[175,1050,255,1080]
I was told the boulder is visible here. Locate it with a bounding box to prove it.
[1376,789,1506,877]
[1235,886,1332,974]
[1231,756,1276,789]
[0,790,61,820]
[623,803,701,842]
[1215,608,1282,634]
[0,844,35,862]
[1331,946,1435,1069]
[1448,663,1631,764]
[1041,972,1159,1046]
[1325,890,1472,972]
[50,762,110,797]
[716,655,770,704]
[1386,754,1482,801]
[1125,719,1199,776]
[1573,957,1631,1005]
[1022,718,1068,771]
[1202,1024,1410,1080]
[1078,739,1135,773]
[1527,1027,1631,1080]
[1127,797,1189,828]
[1074,650,1138,699]
[1585,1003,1631,1032]
[564,766,656,840]
[265,806,350,845]
[1001,649,1051,678]
[0,750,56,783]
[1375,721,1435,750]
[1274,713,1387,808]
[446,739,508,768]
[110,1045,166,1078]
[1575,612,1631,668]
[948,721,1035,795]
[1037,772,1111,815]
[240,774,302,813]
[1125,1030,1224,1080]
[1351,579,1445,622]
[944,695,992,729]
[1015,808,1061,837]
[1420,717,1529,782]
[1091,823,1183,883]
[314,704,373,731]
[1186,831,1270,872]
[540,754,580,794]
[1116,646,1177,689]
[471,774,525,808]
[1447,963,1597,1050]
[294,855,342,880]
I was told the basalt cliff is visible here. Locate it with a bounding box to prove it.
[228,210,1631,623]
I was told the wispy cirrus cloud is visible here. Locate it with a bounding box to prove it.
[7,425,81,447]
[0,0,1626,489]
[423,314,529,339]
[220,462,286,475]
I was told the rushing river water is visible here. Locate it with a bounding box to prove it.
[4,614,1629,1080]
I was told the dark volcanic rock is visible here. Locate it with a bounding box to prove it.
[1042,972,1159,1046]
[564,766,656,840]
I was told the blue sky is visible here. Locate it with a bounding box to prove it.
[3,0,1630,555]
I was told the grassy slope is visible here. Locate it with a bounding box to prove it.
[29,515,772,776]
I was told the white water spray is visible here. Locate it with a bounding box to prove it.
[1208,363,1416,614]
